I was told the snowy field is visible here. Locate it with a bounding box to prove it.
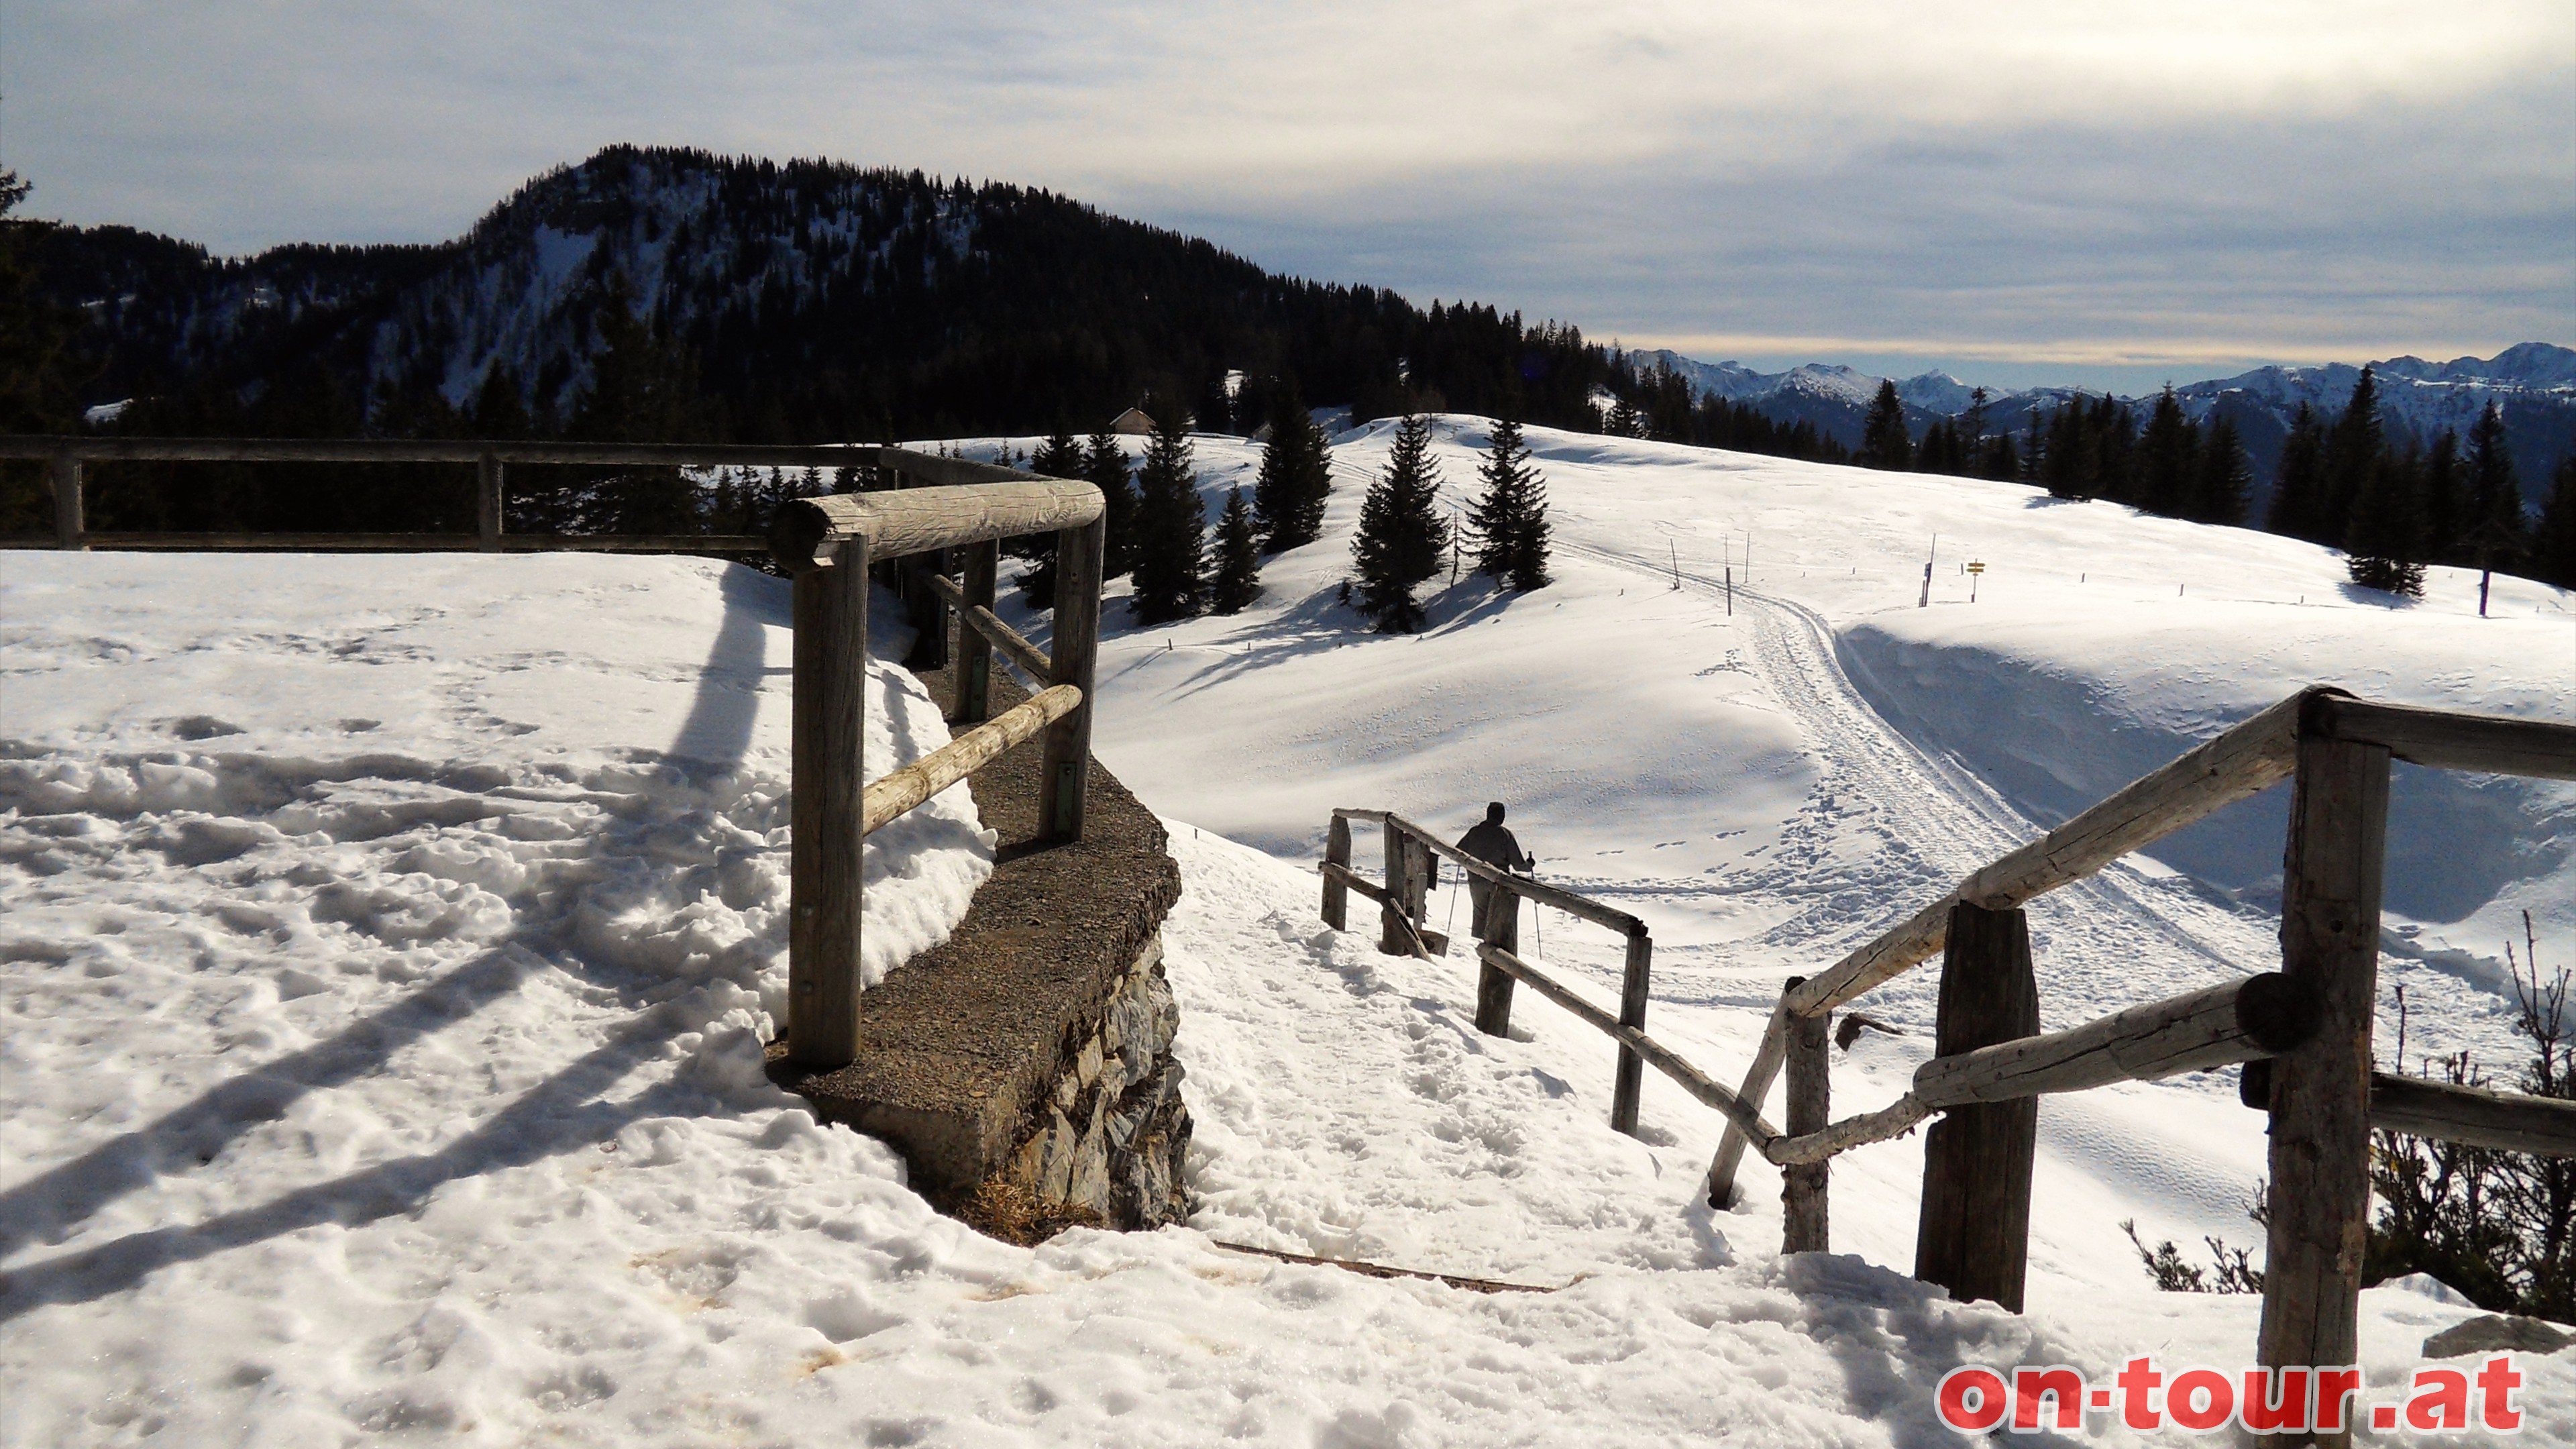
[3,425,2575,1443]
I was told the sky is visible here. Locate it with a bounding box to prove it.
[4,1,2572,394]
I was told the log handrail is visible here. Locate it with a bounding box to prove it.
[2371,1073,2576,1157]
[861,684,1082,836]
[1476,943,1779,1151]
[1338,808,1648,936]
[925,570,1053,682]
[769,479,1106,568]
[2317,694,2576,782]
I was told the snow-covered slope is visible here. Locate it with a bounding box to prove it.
[5,433,2576,1442]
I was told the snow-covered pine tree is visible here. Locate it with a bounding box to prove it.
[1860,380,1911,470]
[1127,411,1206,624]
[1083,429,1140,576]
[1253,387,1334,552]
[1207,486,1262,614]
[1348,413,1450,632]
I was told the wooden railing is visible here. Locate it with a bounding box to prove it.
[1,433,1106,1075]
[1320,810,1776,1146]
[1324,688,2576,1430]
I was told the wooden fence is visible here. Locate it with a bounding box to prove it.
[1323,688,2576,1429]
[1,434,1106,1073]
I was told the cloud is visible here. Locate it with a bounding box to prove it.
[3,0,2570,386]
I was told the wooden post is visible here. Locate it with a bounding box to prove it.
[1036,517,1103,843]
[2257,718,2391,1429]
[476,453,502,550]
[902,551,951,672]
[1401,835,1433,937]
[1473,889,1520,1036]
[1782,979,1830,1252]
[788,537,869,1068]
[1379,820,1412,955]
[1322,815,1352,930]
[52,453,83,549]
[955,538,998,724]
[1611,930,1653,1136]
[1914,900,2040,1311]
[1706,1000,1793,1208]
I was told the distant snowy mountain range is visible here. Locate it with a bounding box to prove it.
[1629,345,2576,495]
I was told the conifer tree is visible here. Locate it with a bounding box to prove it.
[1860,380,1911,470]
[2420,430,2464,561]
[1605,395,1642,439]
[1010,427,1081,605]
[2321,366,2384,533]
[1207,486,1262,614]
[1465,418,1550,590]
[2344,449,2427,598]
[1127,410,1205,623]
[1348,413,1450,632]
[1252,385,1334,551]
[1083,429,1140,576]
[2535,455,2576,590]
[2465,400,2524,537]
[2193,416,2253,526]
[568,276,707,534]
[2267,403,2330,541]
[2135,386,2196,517]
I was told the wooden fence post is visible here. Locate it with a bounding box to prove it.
[788,537,870,1067]
[1474,889,1520,1036]
[2257,712,2391,1424]
[1379,820,1413,955]
[1036,516,1103,843]
[52,453,83,550]
[1611,930,1653,1136]
[902,550,951,672]
[1914,900,2041,1311]
[476,453,503,550]
[1322,815,1352,930]
[1402,835,1433,940]
[955,538,998,724]
[1782,979,1830,1252]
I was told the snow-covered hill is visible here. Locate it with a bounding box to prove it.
[5,429,2575,1442]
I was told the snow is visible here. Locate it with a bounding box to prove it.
[6,428,2576,1442]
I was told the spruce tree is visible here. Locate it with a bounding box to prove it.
[1010,428,1081,606]
[1860,380,1911,470]
[2465,400,2524,537]
[2193,416,2253,526]
[2267,402,2330,541]
[1348,413,1450,632]
[1252,385,1334,551]
[2534,455,2576,590]
[1466,418,1531,579]
[2135,386,2196,517]
[1083,429,1140,576]
[1207,486,1262,614]
[1127,410,1205,623]
[2420,430,2464,561]
[2321,366,2384,533]
[1507,451,1552,593]
[1605,395,1642,439]
[2344,449,2427,598]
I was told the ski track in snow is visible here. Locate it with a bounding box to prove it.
[1550,535,2275,1036]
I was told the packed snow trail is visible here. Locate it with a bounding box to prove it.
[1549,535,2275,1036]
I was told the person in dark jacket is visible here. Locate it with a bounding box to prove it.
[1454,802,1534,937]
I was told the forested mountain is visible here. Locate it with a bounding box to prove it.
[25,146,1616,444]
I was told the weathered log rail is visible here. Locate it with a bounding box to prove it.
[1322,809,1674,1140]
[3,433,1108,1078]
[1322,686,2576,1438]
